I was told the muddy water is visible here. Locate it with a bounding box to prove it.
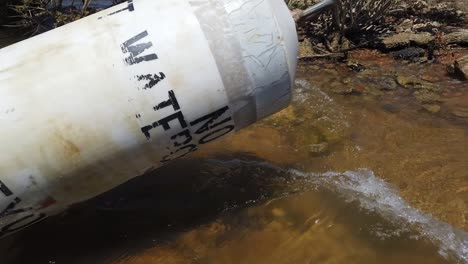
[1,34,468,263]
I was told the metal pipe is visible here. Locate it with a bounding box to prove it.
[302,0,337,19]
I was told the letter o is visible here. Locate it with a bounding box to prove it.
[0,213,46,236]
[161,144,198,163]
[199,125,235,144]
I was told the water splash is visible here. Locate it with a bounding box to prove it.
[316,169,467,263]
[210,159,468,263]
[295,79,333,103]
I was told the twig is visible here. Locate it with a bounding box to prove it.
[299,52,346,60]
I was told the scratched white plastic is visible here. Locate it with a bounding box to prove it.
[0,0,298,237]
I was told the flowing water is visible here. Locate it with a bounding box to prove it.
[1,17,468,264]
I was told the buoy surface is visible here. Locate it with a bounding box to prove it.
[0,0,298,237]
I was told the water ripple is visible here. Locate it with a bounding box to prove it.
[210,159,468,263]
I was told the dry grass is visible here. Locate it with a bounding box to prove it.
[287,0,319,10]
[0,0,126,36]
[3,0,78,35]
[294,0,402,52]
[332,0,400,34]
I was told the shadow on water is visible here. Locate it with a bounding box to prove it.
[0,154,464,264]
[0,154,294,264]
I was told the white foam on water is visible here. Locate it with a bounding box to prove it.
[307,169,468,263]
[211,159,468,263]
[295,79,333,103]
[293,79,350,141]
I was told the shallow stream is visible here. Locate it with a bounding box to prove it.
[1,3,468,261]
[0,46,467,263]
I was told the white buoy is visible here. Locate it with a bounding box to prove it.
[0,0,298,237]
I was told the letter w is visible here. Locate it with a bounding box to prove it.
[121,31,158,65]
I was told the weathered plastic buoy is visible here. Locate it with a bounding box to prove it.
[0,0,298,237]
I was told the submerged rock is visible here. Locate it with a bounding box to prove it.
[309,142,329,155]
[391,47,426,60]
[271,208,286,217]
[396,75,440,92]
[422,104,441,113]
[347,61,366,72]
[452,108,468,118]
[396,75,416,87]
[330,81,354,95]
[414,91,442,103]
[454,55,468,80]
[379,78,398,91]
[380,32,434,49]
[330,78,368,95]
[299,38,314,58]
[445,95,468,118]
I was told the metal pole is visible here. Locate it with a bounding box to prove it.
[302,0,337,19]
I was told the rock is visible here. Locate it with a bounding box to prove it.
[396,75,441,92]
[414,0,429,9]
[454,55,468,80]
[411,22,441,34]
[409,0,429,13]
[329,78,367,95]
[342,77,353,84]
[410,34,436,47]
[445,94,468,118]
[421,2,464,22]
[421,73,441,83]
[291,9,304,23]
[309,142,329,155]
[380,32,434,49]
[329,33,341,52]
[382,104,400,113]
[272,208,286,217]
[414,91,442,103]
[398,19,413,32]
[379,78,398,91]
[416,57,429,64]
[352,85,367,94]
[331,82,354,95]
[312,117,346,143]
[411,57,429,64]
[391,47,426,60]
[299,38,314,58]
[308,65,320,71]
[293,129,322,147]
[429,21,441,28]
[341,37,352,50]
[396,75,412,86]
[422,104,441,113]
[445,29,468,45]
[323,68,338,75]
[447,64,456,75]
[451,107,468,118]
[347,61,366,72]
[412,23,428,31]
